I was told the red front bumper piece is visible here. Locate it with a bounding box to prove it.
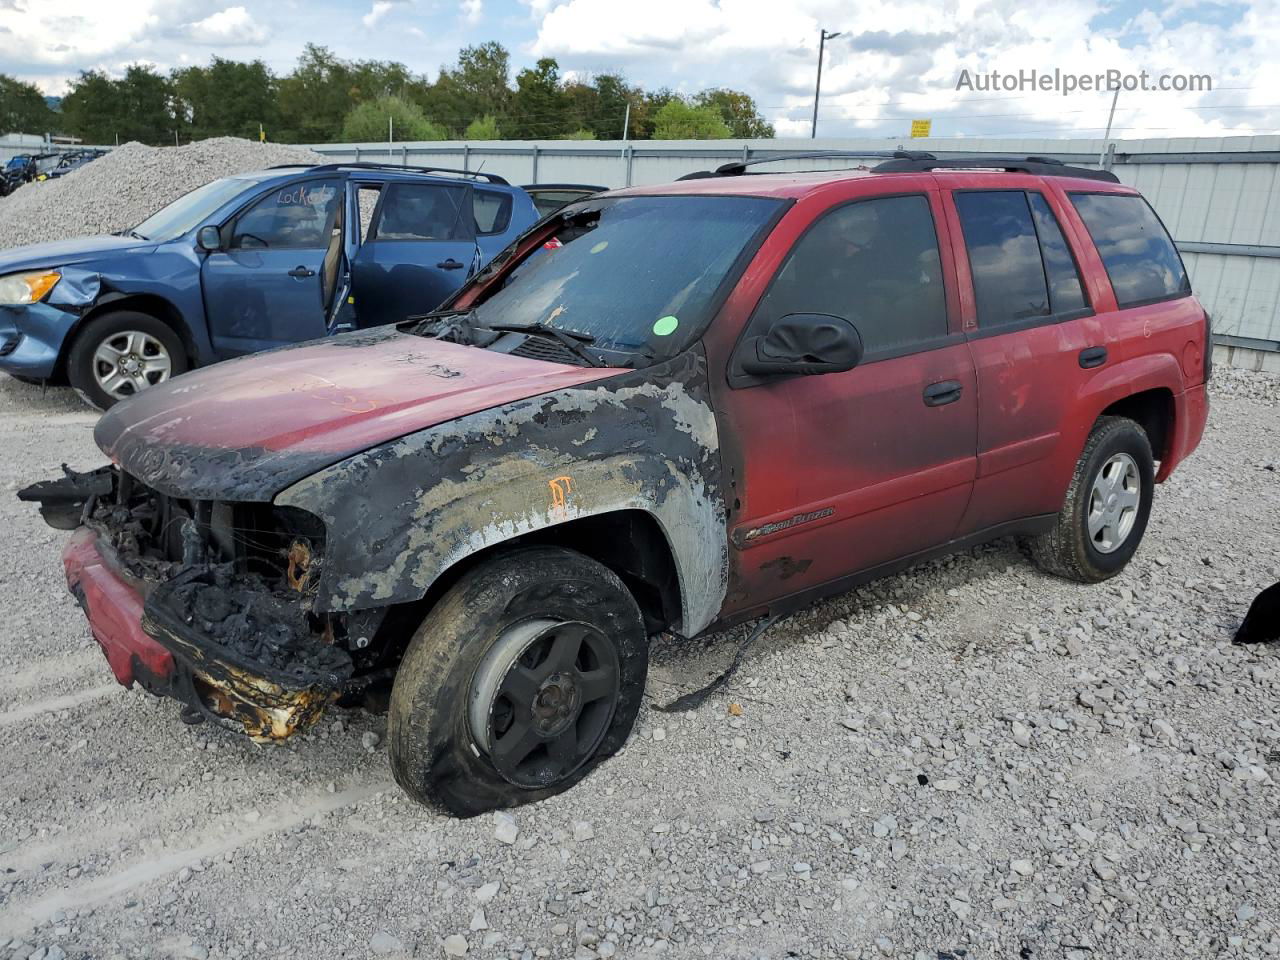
[63,527,175,690]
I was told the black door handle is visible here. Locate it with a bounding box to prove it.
[288,266,315,278]
[436,259,465,270]
[923,380,963,407]
[1079,346,1108,368]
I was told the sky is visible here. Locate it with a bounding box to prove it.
[1,0,1277,141]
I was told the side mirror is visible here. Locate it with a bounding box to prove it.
[739,313,864,377]
[197,225,222,252]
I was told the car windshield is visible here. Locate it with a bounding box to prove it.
[468,195,783,359]
[131,175,269,242]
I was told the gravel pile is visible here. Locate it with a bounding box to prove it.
[0,373,1276,960]
[0,138,325,250]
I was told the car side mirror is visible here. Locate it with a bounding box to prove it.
[197,225,222,252]
[738,313,864,377]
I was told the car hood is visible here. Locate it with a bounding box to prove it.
[0,234,154,274]
[95,328,619,501]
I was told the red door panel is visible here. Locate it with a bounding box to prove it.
[725,343,977,610]
[705,180,978,618]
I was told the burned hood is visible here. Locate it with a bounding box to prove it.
[95,327,619,501]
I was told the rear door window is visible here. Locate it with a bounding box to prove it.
[1069,193,1189,307]
[371,182,472,241]
[1026,193,1087,314]
[473,189,513,235]
[954,191,1051,328]
[232,179,343,249]
[752,194,948,357]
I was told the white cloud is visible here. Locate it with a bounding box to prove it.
[363,0,417,28]
[526,0,1279,139]
[363,1,395,27]
[184,5,268,45]
[462,0,482,24]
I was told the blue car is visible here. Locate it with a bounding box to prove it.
[0,162,540,407]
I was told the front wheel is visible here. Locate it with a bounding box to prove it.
[1028,415,1155,582]
[389,547,648,817]
[66,311,187,410]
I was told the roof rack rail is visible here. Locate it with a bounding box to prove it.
[267,161,510,185]
[677,150,937,180]
[871,155,1119,183]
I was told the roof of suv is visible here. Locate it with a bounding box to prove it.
[611,152,1130,200]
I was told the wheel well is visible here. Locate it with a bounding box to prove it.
[57,294,195,377]
[1100,388,1173,462]
[368,510,683,665]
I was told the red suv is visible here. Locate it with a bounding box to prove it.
[21,152,1210,816]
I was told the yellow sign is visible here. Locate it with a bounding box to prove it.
[259,124,266,143]
[910,119,932,138]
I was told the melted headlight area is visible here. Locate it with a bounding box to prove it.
[24,465,389,739]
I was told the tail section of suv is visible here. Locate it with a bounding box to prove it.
[21,154,1208,815]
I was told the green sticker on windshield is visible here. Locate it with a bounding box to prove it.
[590,240,609,254]
[652,315,679,337]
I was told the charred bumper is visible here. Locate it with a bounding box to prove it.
[29,467,361,741]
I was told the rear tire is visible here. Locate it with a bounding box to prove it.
[66,311,187,410]
[388,547,648,817]
[1029,416,1154,583]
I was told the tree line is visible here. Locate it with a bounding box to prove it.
[0,42,775,146]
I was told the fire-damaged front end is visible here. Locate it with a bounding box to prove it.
[18,328,729,744]
[21,463,386,740]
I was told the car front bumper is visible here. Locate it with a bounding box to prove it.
[62,526,347,740]
[0,302,73,379]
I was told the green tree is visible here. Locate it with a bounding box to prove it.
[61,66,175,144]
[636,87,681,139]
[453,42,511,116]
[693,88,774,138]
[560,128,596,140]
[508,58,568,139]
[0,74,54,135]
[173,58,278,140]
[277,44,357,142]
[463,114,502,139]
[592,73,642,140]
[651,98,731,139]
[340,95,446,141]
[413,43,511,136]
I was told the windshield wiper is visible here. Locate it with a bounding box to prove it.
[406,309,499,347]
[123,229,148,241]
[484,321,604,368]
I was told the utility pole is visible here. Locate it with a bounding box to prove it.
[1098,85,1120,167]
[811,28,842,139]
[622,101,631,140]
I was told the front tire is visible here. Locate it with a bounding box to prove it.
[66,311,187,410]
[389,547,648,817]
[1029,416,1155,582]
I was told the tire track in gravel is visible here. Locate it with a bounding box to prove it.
[0,682,120,726]
[0,780,393,932]
[0,648,105,695]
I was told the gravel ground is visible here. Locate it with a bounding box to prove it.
[0,370,1277,960]
[0,139,325,250]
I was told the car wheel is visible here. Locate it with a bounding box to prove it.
[1028,415,1155,583]
[66,311,187,410]
[389,546,648,817]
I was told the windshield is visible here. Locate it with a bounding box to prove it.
[131,175,268,242]
[468,195,783,359]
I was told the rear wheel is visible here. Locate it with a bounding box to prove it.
[389,547,648,817]
[1028,416,1155,582]
[67,311,187,410]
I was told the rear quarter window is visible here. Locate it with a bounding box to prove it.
[1069,193,1190,307]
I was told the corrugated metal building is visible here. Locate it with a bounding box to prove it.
[307,135,1280,368]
